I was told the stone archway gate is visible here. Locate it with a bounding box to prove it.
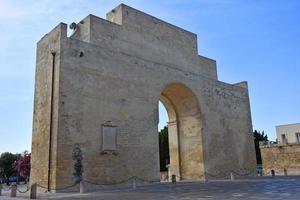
[31,4,256,190]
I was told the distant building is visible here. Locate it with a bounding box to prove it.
[260,123,300,176]
[276,123,300,144]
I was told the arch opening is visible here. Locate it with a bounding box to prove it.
[158,83,204,181]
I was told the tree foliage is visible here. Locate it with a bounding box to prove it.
[0,152,19,184]
[159,126,170,171]
[14,151,31,180]
[158,128,268,168]
[253,130,268,164]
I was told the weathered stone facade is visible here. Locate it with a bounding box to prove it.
[31,4,256,191]
[260,143,300,175]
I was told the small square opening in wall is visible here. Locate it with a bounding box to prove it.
[296,132,300,142]
[281,134,287,144]
[101,121,118,154]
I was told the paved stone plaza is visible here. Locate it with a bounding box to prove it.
[1,177,300,199]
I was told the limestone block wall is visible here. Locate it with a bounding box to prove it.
[260,143,300,175]
[31,4,256,190]
[31,23,66,188]
[72,6,217,80]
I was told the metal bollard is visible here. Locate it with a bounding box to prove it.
[204,176,208,183]
[80,181,85,193]
[30,183,37,199]
[284,168,287,176]
[230,172,235,181]
[132,178,136,190]
[271,170,275,177]
[11,183,17,197]
[171,175,176,184]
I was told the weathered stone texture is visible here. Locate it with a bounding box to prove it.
[31,23,66,189]
[31,4,256,190]
[260,143,300,175]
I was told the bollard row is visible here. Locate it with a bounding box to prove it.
[0,183,36,199]
[263,168,289,176]
[33,176,157,195]
[81,176,157,192]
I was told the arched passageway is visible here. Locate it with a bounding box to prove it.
[158,83,204,180]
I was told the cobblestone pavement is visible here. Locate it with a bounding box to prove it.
[1,177,300,199]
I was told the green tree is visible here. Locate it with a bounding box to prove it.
[0,152,19,185]
[159,126,170,171]
[253,130,268,164]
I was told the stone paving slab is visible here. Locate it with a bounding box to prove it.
[1,177,300,200]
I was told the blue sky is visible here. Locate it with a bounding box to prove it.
[0,0,299,153]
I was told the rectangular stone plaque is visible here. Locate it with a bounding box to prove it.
[102,125,117,151]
